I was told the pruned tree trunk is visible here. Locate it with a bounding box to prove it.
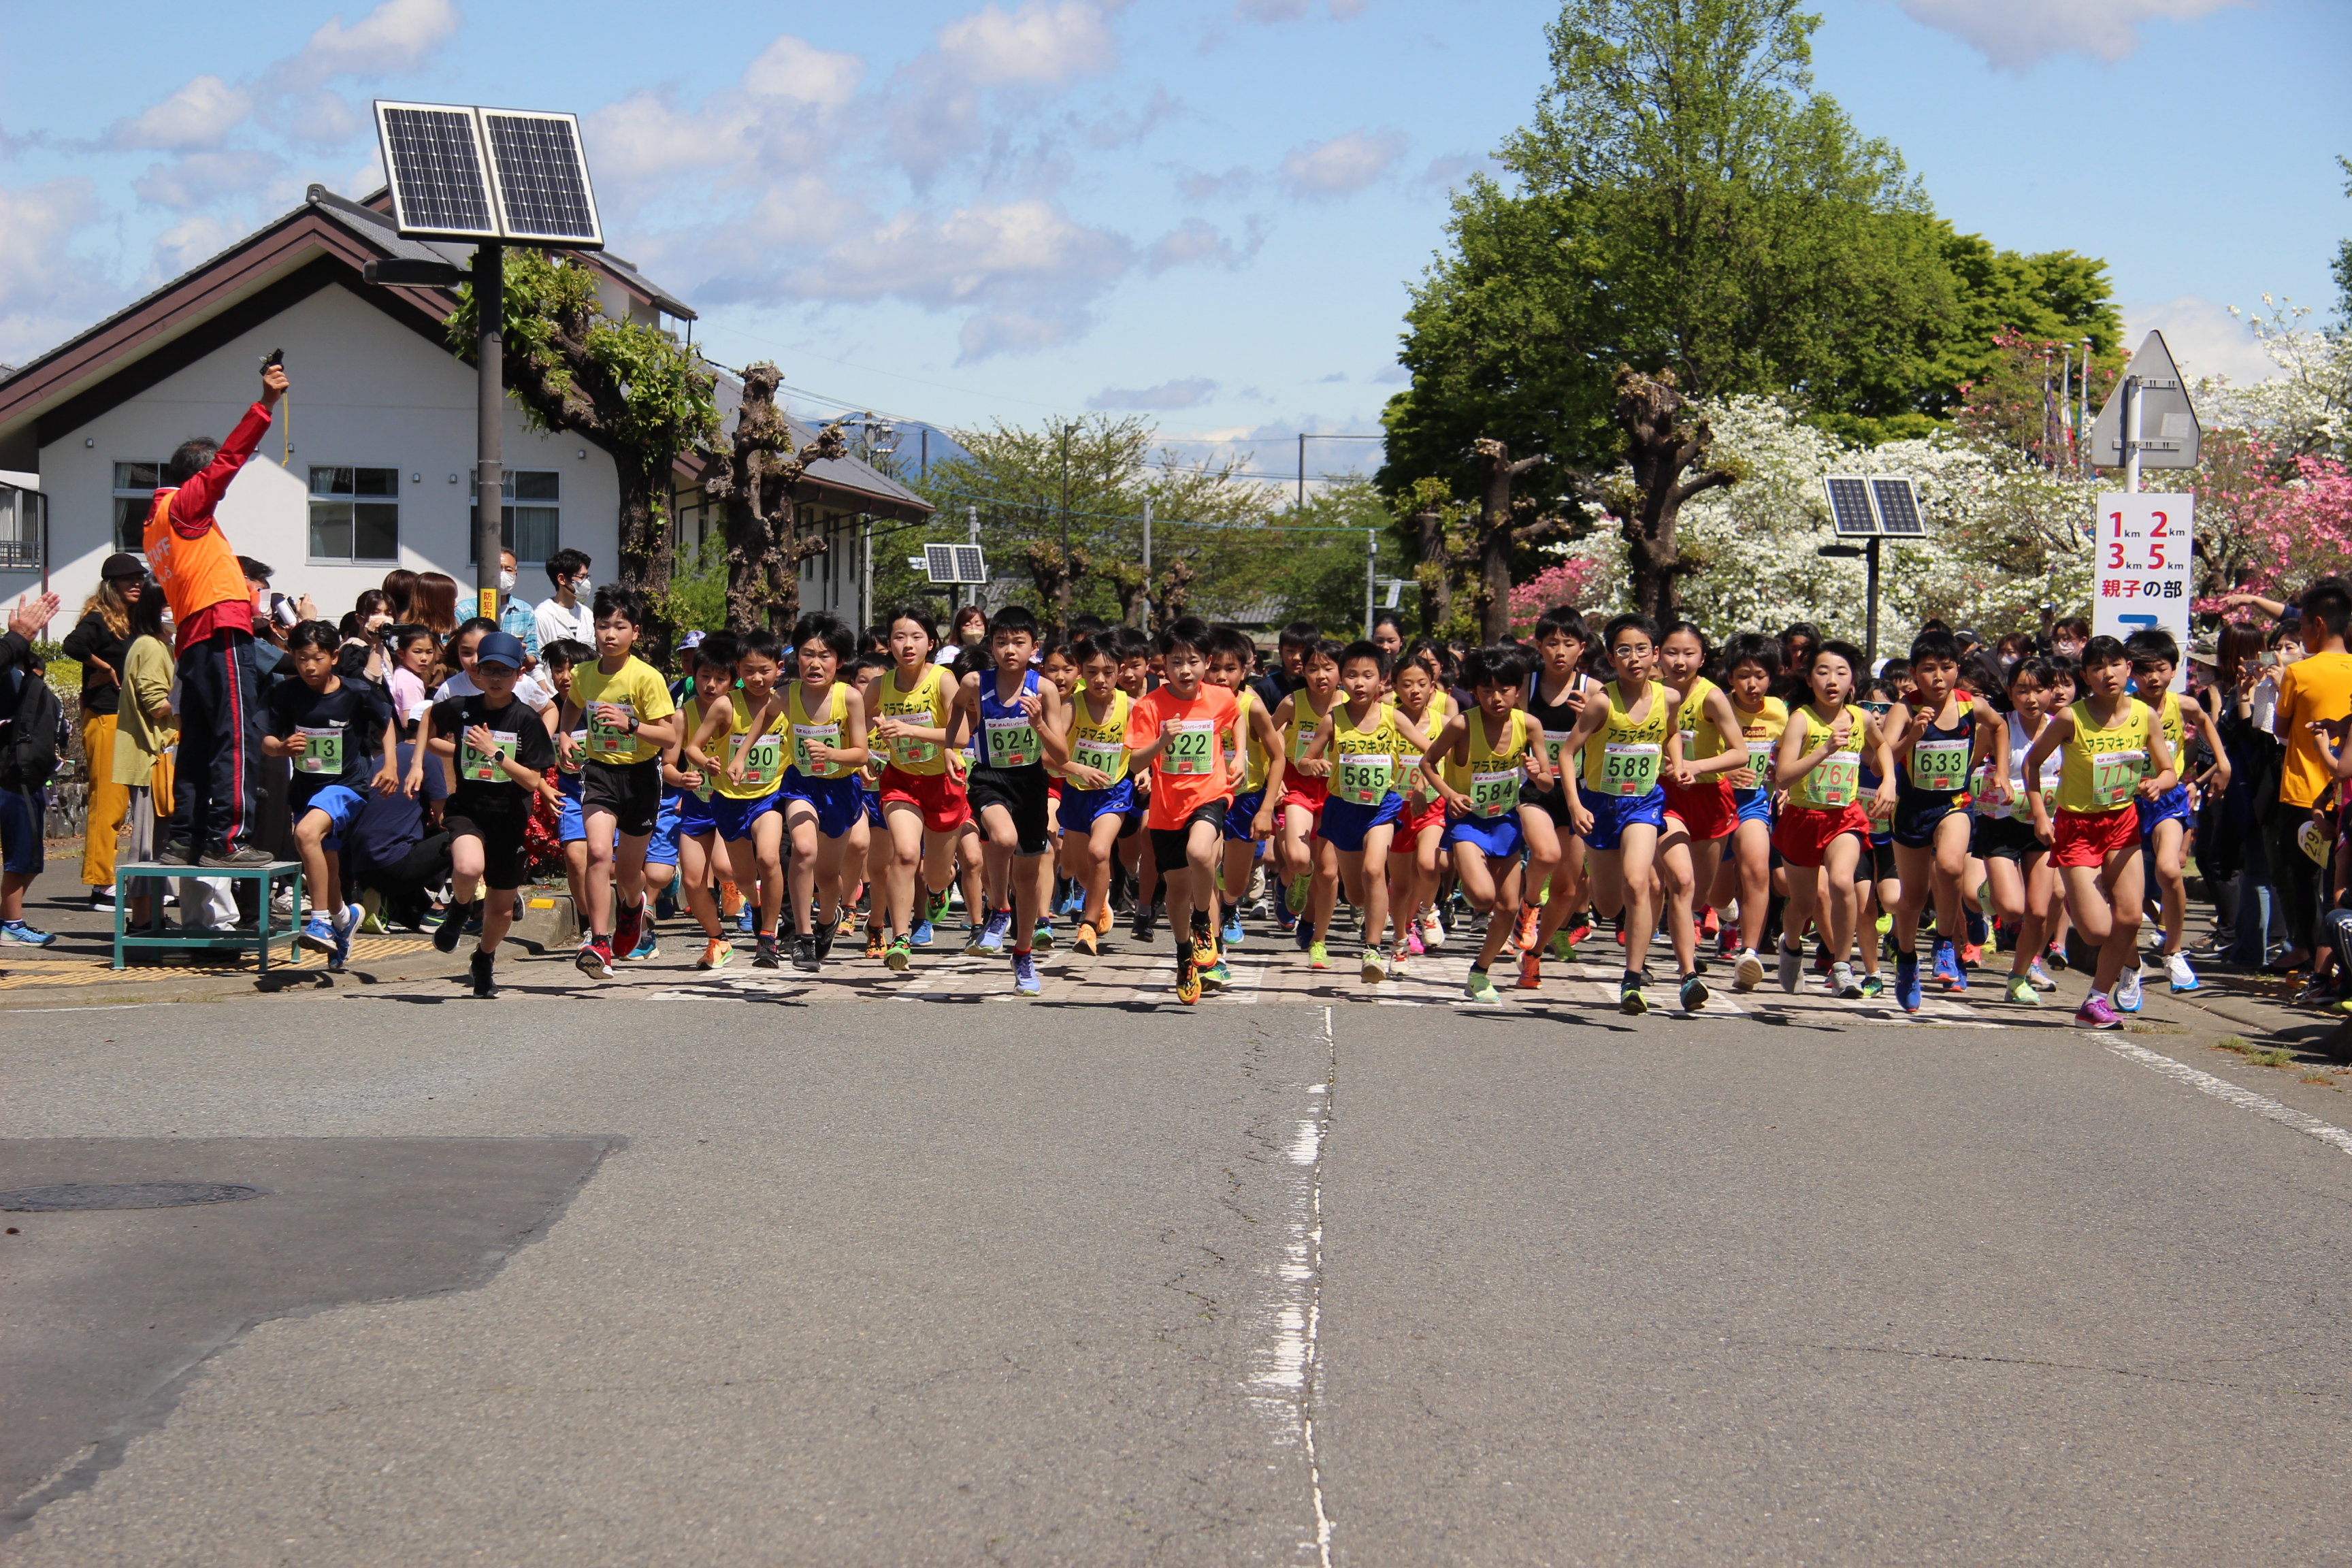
[699,362,847,633]
[1103,561,1147,627]
[1610,365,1734,623]
[1410,509,1453,636]
[617,461,672,608]
[1022,541,1090,640]
[1469,439,1556,644]
[1152,559,1195,632]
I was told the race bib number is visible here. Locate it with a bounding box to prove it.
[559,728,587,775]
[741,733,785,791]
[1335,750,1390,804]
[1073,736,1125,779]
[295,725,342,776]
[461,728,519,784]
[1910,738,1971,794]
[2089,749,2144,808]
[1598,742,1661,798]
[588,698,634,760]
[792,722,842,778]
[1543,728,1575,774]
[888,726,938,768]
[1160,719,1215,777]
[984,715,1038,769]
[1800,749,1859,808]
[1742,739,1775,789]
[1469,767,1519,819]
[1290,722,1318,763]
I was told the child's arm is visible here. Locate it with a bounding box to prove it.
[1037,681,1070,770]
[2185,694,2234,790]
[685,693,734,775]
[1772,710,1820,790]
[1298,710,1336,776]
[1415,713,1470,811]
[1866,714,1898,817]
[2140,713,2179,798]
[373,715,401,795]
[837,685,871,772]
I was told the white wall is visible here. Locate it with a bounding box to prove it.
[7,282,621,621]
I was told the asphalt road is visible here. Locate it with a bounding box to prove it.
[3,933,2348,1565]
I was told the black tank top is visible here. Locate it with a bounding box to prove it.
[1523,670,1591,796]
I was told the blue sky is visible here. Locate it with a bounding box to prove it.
[3,0,2345,485]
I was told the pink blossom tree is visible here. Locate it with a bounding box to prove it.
[1507,559,1607,634]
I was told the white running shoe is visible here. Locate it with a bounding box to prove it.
[2027,959,2058,992]
[2114,967,2144,1013]
[1831,960,1863,999]
[1734,948,1765,991]
[1421,910,1446,949]
[2166,951,2198,992]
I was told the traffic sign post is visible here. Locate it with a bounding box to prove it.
[2092,493,2193,690]
[2090,331,2201,492]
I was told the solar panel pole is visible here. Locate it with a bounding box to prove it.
[474,242,504,623]
[1139,495,1152,630]
[1865,536,1881,666]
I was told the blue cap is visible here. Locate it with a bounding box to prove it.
[475,631,527,670]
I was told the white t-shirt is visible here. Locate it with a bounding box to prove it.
[435,669,555,712]
[534,596,594,651]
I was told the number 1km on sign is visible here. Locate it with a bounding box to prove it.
[2092,492,2192,691]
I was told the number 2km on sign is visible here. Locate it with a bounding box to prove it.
[2106,507,2175,571]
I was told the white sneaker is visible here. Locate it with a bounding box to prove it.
[2165,951,2198,993]
[2027,959,2058,992]
[1831,960,1862,999]
[1421,911,1446,949]
[1733,948,1765,991]
[2114,968,2144,1013]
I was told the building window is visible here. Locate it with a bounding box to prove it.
[0,480,43,570]
[112,462,161,551]
[308,467,401,563]
[468,470,559,563]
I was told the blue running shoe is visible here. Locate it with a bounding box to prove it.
[1222,914,1245,948]
[910,917,935,947]
[979,908,1013,953]
[299,911,335,953]
[1931,939,1961,987]
[630,921,659,960]
[1013,949,1041,996]
[329,902,360,971]
[1894,953,1923,1014]
[737,903,755,935]
[1965,908,1988,947]
[3,920,59,947]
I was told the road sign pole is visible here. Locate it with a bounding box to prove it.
[1365,528,1376,639]
[2123,376,2142,495]
[474,242,504,621]
[1865,536,1881,666]
[1139,496,1154,631]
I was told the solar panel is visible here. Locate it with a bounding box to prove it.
[1823,475,1879,536]
[375,103,497,239]
[481,110,602,247]
[1869,477,1925,537]
[924,544,988,584]
[952,544,987,584]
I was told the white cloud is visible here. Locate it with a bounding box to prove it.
[274,0,460,91]
[0,179,113,362]
[148,214,248,282]
[1236,0,1367,20]
[133,150,284,211]
[106,76,253,152]
[796,198,1131,309]
[743,35,867,106]
[1144,217,1237,272]
[1277,129,1407,199]
[1887,0,2244,69]
[2124,295,2280,385]
[936,1,1119,86]
[1090,378,1218,410]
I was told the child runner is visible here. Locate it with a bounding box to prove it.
[689,627,791,966]
[1882,630,2006,1013]
[557,589,677,979]
[1658,621,1750,987]
[1211,625,1288,953]
[2022,634,2178,1029]
[416,632,554,996]
[851,655,894,959]
[951,605,1065,995]
[1038,640,1081,947]
[1972,655,2061,1004]
[1054,632,1136,958]
[2124,629,2230,997]
[1556,613,1699,1015]
[870,606,971,972]
[264,620,397,972]
[1421,644,1552,1002]
[1710,633,1786,990]
[1519,608,1597,969]
[669,632,735,970]
[770,614,870,971]
[1298,640,1433,983]
[1124,617,1243,1004]
[536,638,595,938]
[1384,646,1454,972]
[1260,639,1345,966]
[1769,640,1895,1000]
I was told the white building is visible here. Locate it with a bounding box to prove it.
[0,185,927,622]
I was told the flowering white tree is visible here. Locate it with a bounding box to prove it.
[2195,297,2350,459]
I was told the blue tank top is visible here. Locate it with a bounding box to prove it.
[975,668,1044,772]
[1895,708,1974,804]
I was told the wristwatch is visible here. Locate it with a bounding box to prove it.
[627,715,640,734]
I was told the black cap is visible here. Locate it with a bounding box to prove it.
[99,552,144,581]
[237,555,274,582]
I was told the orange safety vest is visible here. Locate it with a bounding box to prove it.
[142,489,248,625]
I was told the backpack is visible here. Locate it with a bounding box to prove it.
[0,661,65,789]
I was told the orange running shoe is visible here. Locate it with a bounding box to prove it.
[1514,905,1541,952]
[1517,949,1543,990]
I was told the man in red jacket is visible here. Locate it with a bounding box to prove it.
[146,361,286,868]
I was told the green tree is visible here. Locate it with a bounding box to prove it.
[448,251,720,623]
[2334,154,2352,327]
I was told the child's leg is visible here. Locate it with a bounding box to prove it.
[1656,824,1698,976]
[1358,823,1397,951]
[1183,817,1222,941]
[293,808,334,916]
[449,832,487,919]
[1931,811,1970,949]
[563,838,588,918]
[478,878,519,951]
[1821,834,1863,964]
[815,828,850,926]
[615,827,651,919]
[885,806,924,938]
[753,812,786,935]
[1892,842,1935,960]
[1780,855,1820,960]
[583,810,618,938]
[977,803,1020,915]
[1733,818,1771,953]
[681,833,723,938]
[2092,844,2146,994]
[2152,817,2189,956]
[785,803,821,936]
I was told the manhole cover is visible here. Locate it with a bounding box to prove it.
[0,1183,273,1212]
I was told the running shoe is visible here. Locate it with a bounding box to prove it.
[1931,940,1960,987]
[2006,973,2039,1006]
[1812,943,1831,975]
[156,838,195,866]
[2044,941,2068,972]
[1422,910,1446,949]
[1013,950,1042,996]
[575,937,614,980]
[1620,973,1649,1015]
[1390,945,1410,975]
[1563,917,1593,949]
[1733,949,1765,991]
[2166,951,2200,993]
[1717,926,1740,960]
[753,934,779,969]
[1403,926,1424,956]
[1831,960,1863,999]
[962,922,989,956]
[1222,914,1245,949]
[835,908,859,937]
[470,949,495,998]
[1678,972,1709,1012]
[1551,932,1578,965]
[977,909,1011,953]
[1965,907,1988,947]
[1464,967,1501,1003]
[1032,917,1055,951]
[1859,974,1884,999]
[1073,924,1099,957]
[2074,992,2121,1030]
[1288,874,1312,916]
[1307,939,1332,970]
[1362,948,1388,985]
[1132,901,1158,943]
[1894,954,1923,1014]
[737,903,755,936]
[1175,947,1201,1005]
[330,903,360,972]
[792,932,819,971]
[1514,905,1541,953]
[2027,959,2057,992]
[302,911,337,954]
[697,938,734,970]
[431,909,466,954]
[613,898,644,960]
[864,927,885,960]
[2114,967,2144,1013]
[1058,884,1086,917]
[1776,942,1801,993]
[1517,949,1542,990]
[1201,956,1231,992]
[1699,907,1720,942]
[884,936,912,972]
[911,918,935,947]
[630,919,659,962]
[1959,942,1983,971]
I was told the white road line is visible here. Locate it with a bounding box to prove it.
[2106,1038,2352,1160]
[1250,1009,1337,1568]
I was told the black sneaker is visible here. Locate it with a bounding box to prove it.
[434,904,470,953]
[469,949,495,998]
[815,925,836,963]
[199,845,274,869]
[156,839,195,867]
[791,932,819,971]
[1132,900,1158,943]
[754,934,779,968]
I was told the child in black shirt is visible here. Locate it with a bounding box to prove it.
[262,621,397,970]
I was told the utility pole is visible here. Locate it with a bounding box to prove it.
[1298,434,1307,510]
[1364,529,1376,638]
[2078,337,2093,472]
[860,513,871,630]
[2124,375,2143,495]
[1139,495,1153,631]
[472,242,503,622]
[1060,421,1074,558]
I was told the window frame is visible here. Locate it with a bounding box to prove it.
[306,464,403,566]
[111,461,163,553]
[468,468,560,565]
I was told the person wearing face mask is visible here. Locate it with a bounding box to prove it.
[495,549,541,659]
[534,548,595,651]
